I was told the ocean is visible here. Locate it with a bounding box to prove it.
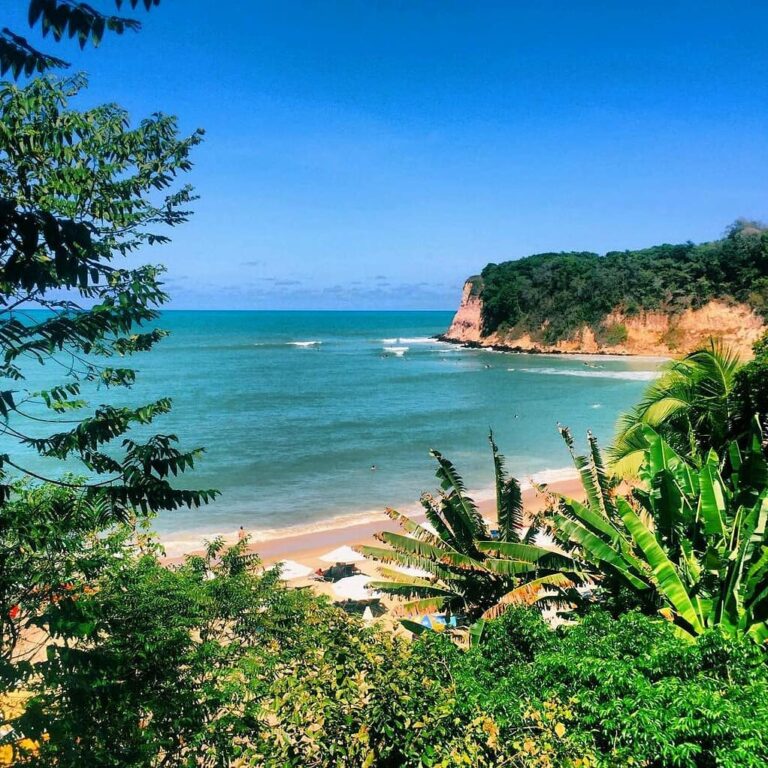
[7,311,663,547]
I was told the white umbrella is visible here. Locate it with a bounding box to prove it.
[319,545,365,564]
[332,575,381,601]
[276,559,313,580]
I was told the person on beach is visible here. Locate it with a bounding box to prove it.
[237,526,246,541]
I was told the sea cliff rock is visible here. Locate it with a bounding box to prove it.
[442,279,766,358]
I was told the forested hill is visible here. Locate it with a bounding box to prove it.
[445,220,768,356]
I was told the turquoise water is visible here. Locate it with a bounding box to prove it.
[6,311,662,544]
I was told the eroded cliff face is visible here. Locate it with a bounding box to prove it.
[443,279,765,358]
[444,279,485,342]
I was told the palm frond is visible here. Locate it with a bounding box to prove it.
[489,430,523,541]
[384,505,445,548]
[480,574,575,620]
[396,596,451,617]
[354,545,455,581]
[431,449,488,540]
[476,540,577,571]
[367,580,456,599]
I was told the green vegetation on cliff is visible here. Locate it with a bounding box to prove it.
[479,220,768,343]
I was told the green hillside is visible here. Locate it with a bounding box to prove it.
[478,220,768,344]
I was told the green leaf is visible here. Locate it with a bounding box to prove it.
[619,498,704,634]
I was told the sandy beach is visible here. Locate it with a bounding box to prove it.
[162,475,585,573]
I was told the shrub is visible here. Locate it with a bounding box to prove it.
[453,608,768,768]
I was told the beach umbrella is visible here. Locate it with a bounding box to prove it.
[332,575,382,601]
[319,545,365,564]
[276,559,313,580]
[418,614,459,631]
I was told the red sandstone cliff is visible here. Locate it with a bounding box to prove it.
[443,279,765,358]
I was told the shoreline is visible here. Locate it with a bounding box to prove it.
[434,334,672,361]
[161,474,585,569]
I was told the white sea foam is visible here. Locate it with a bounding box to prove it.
[590,403,603,409]
[288,340,322,347]
[397,336,434,344]
[383,346,409,356]
[512,367,660,381]
[527,467,580,486]
[381,337,398,343]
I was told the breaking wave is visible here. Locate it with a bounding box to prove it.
[512,367,660,381]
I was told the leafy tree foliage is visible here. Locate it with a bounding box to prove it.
[0,74,214,519]
[3,480,768,766]
[7,525,505,767]
[456,607,768,767]
[730,331,768,441]
[359,433,580,626]
[0,479,137,679]
[1,1,159,79]
[479,222,768,343]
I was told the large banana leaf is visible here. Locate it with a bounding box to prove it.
[642,427,697,495]
[697,463,728,540]
[376,567,433,584]
[374,531,449,559]
[554,494,621,543]
[588,430,617,519]
[556,496,648,576]
[367,580,456,599]
[384,505,445,548]
[480,573,575,620]
[489,430,523,542]
[375,531,485,570]
[480,558,538,576]
[354,545,454,581]
[396,596,452,617]
[649,468,692,547]
[619,498,704,634]
[719,494,768,629]
[475,540,577,571]
[560,424,605,517]
[430,449,489,541]
[439,492,485,556]
[550,513,649,591]
[418,493,462,552]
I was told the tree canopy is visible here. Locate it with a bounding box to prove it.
[1,1,159,79]
[479,221,768,344]
[0,74,215,519]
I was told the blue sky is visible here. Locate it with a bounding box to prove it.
[6,1,768,309]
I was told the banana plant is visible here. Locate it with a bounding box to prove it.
[609,340,742,478]
[356,432,581,624]
[548,422,768,643]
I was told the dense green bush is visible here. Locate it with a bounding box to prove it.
[6,498,768,767]
[729,331,768,440]
[479,222,768,342]
[451,608,768,767]
[13,532,504,767]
